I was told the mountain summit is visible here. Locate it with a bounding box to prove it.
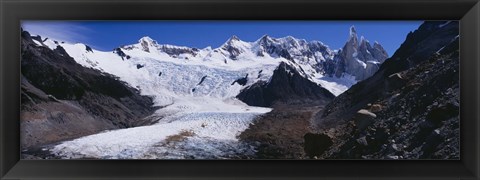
[332,26,388,80]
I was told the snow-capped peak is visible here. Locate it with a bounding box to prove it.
[222,35,248,46]
[360,36,367,43]
[310,40,327,46]
[346,25,359,49]
[217,35,254,60]
[139,36,158,45]
[229,35,240,41]
[349,25,357,39]
[283,35,297,41]
[279,36,304,46]
[137,36,159,53]
[256,34,273,43]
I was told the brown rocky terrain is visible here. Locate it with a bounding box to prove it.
[239,104,324,159]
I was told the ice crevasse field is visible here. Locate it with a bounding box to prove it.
[32,36,355,159]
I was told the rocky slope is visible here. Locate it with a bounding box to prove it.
[20,30,158,151]
[310,21,459,159]
[239,104,323,159]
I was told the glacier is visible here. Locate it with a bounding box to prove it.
[30,33,382,159]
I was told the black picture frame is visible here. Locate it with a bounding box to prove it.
[1,0,479,179]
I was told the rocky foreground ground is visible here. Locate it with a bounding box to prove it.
[239,104,324,159]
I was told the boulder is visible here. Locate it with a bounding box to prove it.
[426,103,459,125]
[356,136,368,146]
[369,104,383,112]
[304,133,333,158]
[354,109,377,131]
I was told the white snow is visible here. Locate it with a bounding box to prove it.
[42,39,59,50]
[52,105,270,159]
[435,35,459,54]
[312,74,357,96]
[367,60,381,64]
[32,39,43,47]
[438,21,451,28]
[356,58,367,69]
[349,25,357,38]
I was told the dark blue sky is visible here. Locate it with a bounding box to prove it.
[22,21,422,56]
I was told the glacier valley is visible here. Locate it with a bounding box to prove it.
[27,28,386,159]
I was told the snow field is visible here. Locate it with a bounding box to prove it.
[51,107,269,159]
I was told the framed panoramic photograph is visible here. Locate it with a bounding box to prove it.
[1,0,479,179]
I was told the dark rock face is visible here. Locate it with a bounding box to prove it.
[372,42,389,63]
[136,64,145,69]
[231,74,248,86]
[257,35,294,61]
[85,45,93,53]
[20,30,158,150]
[314,21,459,159]
[160,45,199,57]
[139,38,152,52]
[322,59,337,77]
[137,36,198,57]
[237,62,335,107]
[31,35,43,43]
[256,35,336,63]
[114,48,128,60]
[197,75,207,85]
[53,45,70,58]
[221,35,243,60]
[304,133,333,158]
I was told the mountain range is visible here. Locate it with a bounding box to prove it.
[20,22,458,160]
[21,26,387,158]
[124,25,388,81]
